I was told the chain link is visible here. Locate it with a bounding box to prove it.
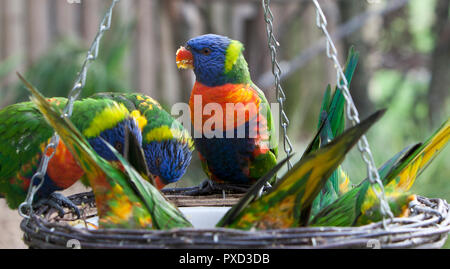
[18,0,120,219]
[262,0,294,170]
[311,0,393,221]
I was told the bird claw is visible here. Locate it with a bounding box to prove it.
[35,193,81,219]
[257,182,273,198]
[162,179,270,196]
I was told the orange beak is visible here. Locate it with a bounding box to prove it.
[176,46,194,69]
[154,176,166,190]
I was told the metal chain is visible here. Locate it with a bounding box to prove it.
[262,0,294,170]
[18,0,120,219]
[311,0,393,220]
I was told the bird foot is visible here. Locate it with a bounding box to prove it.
[257,182,272,198]
[35,193,81,218]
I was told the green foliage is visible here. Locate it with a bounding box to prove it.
[408,0,437,53]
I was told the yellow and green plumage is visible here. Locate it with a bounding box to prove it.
[310,117,450,227]
[217,110,385,230]
[89,92,194,189]
[20,75,192,230]
[0,93,135,211]
[0,88,193,212]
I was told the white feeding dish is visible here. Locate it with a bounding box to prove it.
[180,206,231,229]
[72,206,231,230]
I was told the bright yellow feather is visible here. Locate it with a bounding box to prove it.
[224,40,243,73]
[83,103,129,138]
[130,110,148,131]
[145,125,192,147]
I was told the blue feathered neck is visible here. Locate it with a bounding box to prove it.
[88,118,142,161]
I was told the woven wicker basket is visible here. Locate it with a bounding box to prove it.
[20,191,450,249]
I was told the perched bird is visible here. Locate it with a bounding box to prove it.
[176,34,278,189]
[20,75,192,230]
[0,83,142,216]
[89,92,194,189]
[217,110,385,230]
[310,117,450,227]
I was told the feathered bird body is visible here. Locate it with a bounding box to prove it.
[20,75,192,230]
[190,81,273,183]
[0,97,137,208]
[310,117,450,226]
[91,92,194,188]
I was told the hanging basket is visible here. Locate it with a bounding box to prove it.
[20,191,450,249]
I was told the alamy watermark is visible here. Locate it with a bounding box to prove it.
[66,239,81,249]
[170,95,280,149]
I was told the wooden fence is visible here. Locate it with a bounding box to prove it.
[0,0,307,107]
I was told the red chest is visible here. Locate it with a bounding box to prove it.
[189,82,261,132]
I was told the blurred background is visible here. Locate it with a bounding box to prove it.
[0,0,449,248]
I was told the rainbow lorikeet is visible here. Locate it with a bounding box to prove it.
[176,34,278,190]
[21,75,192,230]
[217,109,385,230]
[310,117,450,226]
[0,84,142,217]
[89,92,194,189]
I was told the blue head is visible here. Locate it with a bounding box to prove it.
[76,100,143,162]
[87,118,143,161]
[176,34,250,86]
[143,139,193,189]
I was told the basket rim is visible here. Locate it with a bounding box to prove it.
[20,192,450,249]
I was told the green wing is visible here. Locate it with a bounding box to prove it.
[310,182,415,227]
[384,117,450,190]
[310,118,449,227]
[218,110,385,229]
[248,83,278,180]
[0,98,68,208]
[310,143,419,227]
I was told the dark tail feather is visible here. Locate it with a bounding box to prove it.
[123,122,154,186]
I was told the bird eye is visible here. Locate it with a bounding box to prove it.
[114,142,123,152]
[201,48,211,55]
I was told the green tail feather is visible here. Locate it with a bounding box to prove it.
[383,117,450,190]
[310,118,449,227]
[310,143,419,227]
[218,110,385,229]
[310,48,359,217]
